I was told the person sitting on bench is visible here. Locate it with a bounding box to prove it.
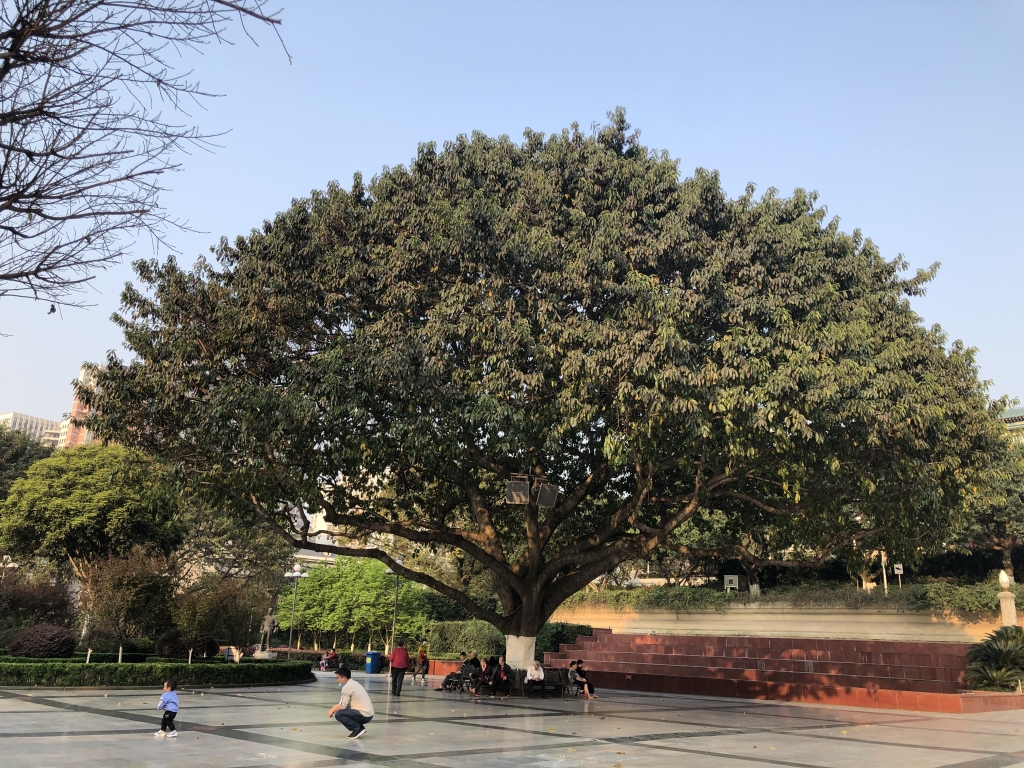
[526,660,547,699]
[572,659,598,699]
[436,652,467,691]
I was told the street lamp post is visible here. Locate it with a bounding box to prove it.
[284,564,309,660]
[384,558,403,654]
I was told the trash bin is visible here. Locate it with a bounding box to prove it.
[365,650,382,674]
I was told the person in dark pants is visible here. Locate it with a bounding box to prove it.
[154,678,179,738]
[436,652,467,691]
[390,638,410,696]
[526,660,547,698]
[490,656,513,697]
[328,668,374,739]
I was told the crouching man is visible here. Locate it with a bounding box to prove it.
[328,667,374,739]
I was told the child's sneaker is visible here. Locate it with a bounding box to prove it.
[154,731,166,738]
[167,731,178,738]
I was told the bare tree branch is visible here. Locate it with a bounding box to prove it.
[0,0,286,307]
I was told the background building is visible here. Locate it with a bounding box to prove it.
[56,367,97,450]
[1000,405,1024,440]
[0,412,61,447]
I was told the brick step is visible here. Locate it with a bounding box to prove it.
[585,669,995,712]
[548,651,962,675]
[573,661,960,694]
[544,651,963,683]
[585,634,970,655]
[544,655,960,692]
[552,645,966,670]
[569,638,968,658]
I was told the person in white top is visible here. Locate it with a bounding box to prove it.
[328,667,375,739]
[526,660,547,699]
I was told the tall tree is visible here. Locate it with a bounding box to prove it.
[281,558,427,652]
[0,0,285,307]
[0,444,181,580]
[0,424,51,501]
[963,436,1024,582]
[86,111,1004,666]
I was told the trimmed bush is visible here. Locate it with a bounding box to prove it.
[9,624,76,658]
[427,621,592,661]
[429,620,506,658]
[0,660,314,687]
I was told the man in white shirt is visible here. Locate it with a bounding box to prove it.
[526,660,547,699]
[328,667,375,739]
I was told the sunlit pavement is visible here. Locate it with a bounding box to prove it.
[4,671,1024,767]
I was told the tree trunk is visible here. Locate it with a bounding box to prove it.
[505,635,537,670]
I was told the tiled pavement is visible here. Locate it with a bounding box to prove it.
[4,671,1024,767]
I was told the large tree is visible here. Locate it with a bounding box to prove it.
[86,111,1003,666]
[0,444,180,580]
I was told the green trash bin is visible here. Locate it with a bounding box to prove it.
[365,650,382,674]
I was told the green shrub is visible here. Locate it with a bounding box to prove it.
[426,621,591,661]
[155,629,189,658]
[964,626,1024,691]
[9,624,76,658]
[0,660,314,687]
[556,580,1018,620]
[560,587,735,613]
[429,620,506,657]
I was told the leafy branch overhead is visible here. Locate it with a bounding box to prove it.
[86,110,1005,639]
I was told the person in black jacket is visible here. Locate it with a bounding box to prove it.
[490,656,513,697]
[469,658,490,696]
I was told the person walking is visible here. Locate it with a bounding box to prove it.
[412,645,429,686]
[389,638,410,696]
[328,667,374,739]
[154,679,179,738]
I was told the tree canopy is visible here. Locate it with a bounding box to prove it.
[0,425,51,501]
[0,444,180,577]
[86,111,1004,660]
[280,558,428,652]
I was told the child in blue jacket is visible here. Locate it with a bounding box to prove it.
[155,679,179,738]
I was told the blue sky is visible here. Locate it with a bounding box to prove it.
[1,1,1022,419]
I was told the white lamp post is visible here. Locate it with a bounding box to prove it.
[284,564,309,659]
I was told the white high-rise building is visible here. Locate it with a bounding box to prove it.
[0,412,61,447]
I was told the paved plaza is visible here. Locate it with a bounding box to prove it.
[4,672,1024,768]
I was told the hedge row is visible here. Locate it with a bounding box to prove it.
[558,581,1024,618]
[0,660,315,687]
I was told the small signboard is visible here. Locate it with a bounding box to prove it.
[724,575,739,592]
[893,564,904,575]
